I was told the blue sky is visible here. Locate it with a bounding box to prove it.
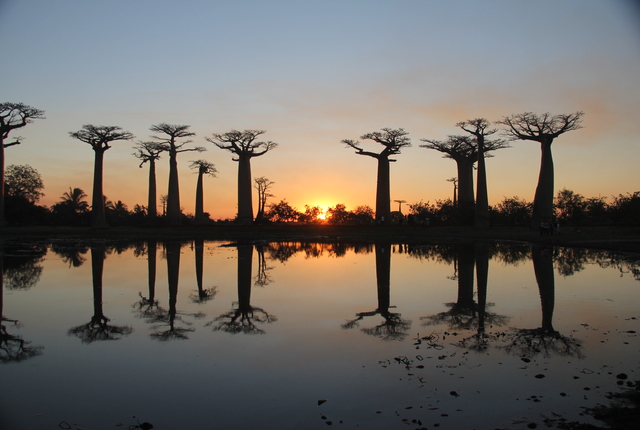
[1,0,639,218]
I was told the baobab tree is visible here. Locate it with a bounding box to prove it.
[149,123,204,225]
[189,159,217,224]
[0,103,45,226]
[69,125,134,229]
[420,135,477,224]
[342,128,411,224]
[457,118,510,229]
[254,176,275,223]
[498,112,584,228]
[205,130,278,225]
[133,141,165,217]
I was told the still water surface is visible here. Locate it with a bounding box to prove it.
[1,240,638,429]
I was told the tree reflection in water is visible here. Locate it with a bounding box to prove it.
[68,246,133,343]
[342,243,411,341]
[0,244,45,362]
[497,246,584,359]
[189,239,217,304]
[421,243,508,347]
[148,241,203,341]
[208,245,276,335]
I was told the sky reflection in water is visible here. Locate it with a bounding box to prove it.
[1,240,638,430]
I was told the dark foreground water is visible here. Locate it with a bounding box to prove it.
[1,239,638,430]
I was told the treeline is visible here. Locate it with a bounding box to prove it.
[3,162,639,227]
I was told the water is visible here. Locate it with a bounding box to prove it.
[1,239,638,430]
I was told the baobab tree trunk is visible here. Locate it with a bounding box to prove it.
[237,156,254,225]
[91,149,108,229]
[91,247,106,321]
[167,150,181,225]
[475,242,489,335]
[532,246,555,333]
[456,244,476,311]
[166,241,181,330]
[147,240,157,301]
[375,244,391,312]
[457,159,475,225]
[0,143,6,227]
[531,139,554,229]
[375,157,391,224]
[237,245,253,313]
[475,144,490,229]
[195,170,204,225]
[148,160,157,217]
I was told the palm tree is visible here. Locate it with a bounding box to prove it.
[61,187,90,214]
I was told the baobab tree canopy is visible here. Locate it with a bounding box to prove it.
[205,130,278,224]
[341,128,411,224]
[499,111,584,228]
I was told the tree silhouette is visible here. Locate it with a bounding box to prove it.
[0,102,45,227]
[206,130,278,225]
[342,128,411,224]
[149,123,204,225]
[132,240,165,323]
[133,141,164,218]
[457,118,510,229]
[498,246,583,359]
[148,242,202,341]
[254,177,275,223]
[420,135,477,224]
[190,239,217,303]
[342,244,411,341]
[209,245,276,334]
[189,160,217,224]
[498,111,584,228]
[68,246,133,343]
[69,125,134,229]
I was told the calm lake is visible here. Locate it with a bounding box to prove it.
[1,239,638,430]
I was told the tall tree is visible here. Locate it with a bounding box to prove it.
[457,118,510,229]
[69,125,134,229]
[133,141,165,217]
[498,111,584,228]
[254,176,275,223]
[189,159,217,224]
[205,130,278,225]
[342,128,411,224]
[149,123,204,225]
[0,103,45,226]
[420,135,477,224]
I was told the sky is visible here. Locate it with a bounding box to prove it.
[1,0,639,219]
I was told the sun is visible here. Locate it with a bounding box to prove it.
[317,213,327,220]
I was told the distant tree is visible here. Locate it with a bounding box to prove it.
[69,125,134,229]
[298,205,322,223]
[0,103,45,226]
[351,205,375,224]
[189,159,217,224]
[609,192,640,225]
[206,130,278,224]
[149,123,204,225]
[265,199,300,223]
[457,118,510,229]
[133,141,164,217]
[492,196,533,225]
[499,111,584,228]
[342,128,411,224]
[4,164,44,203]
[555,188,586,225]
[420,135,477,224]
[327,203,351,224]
[254,177,275,223]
